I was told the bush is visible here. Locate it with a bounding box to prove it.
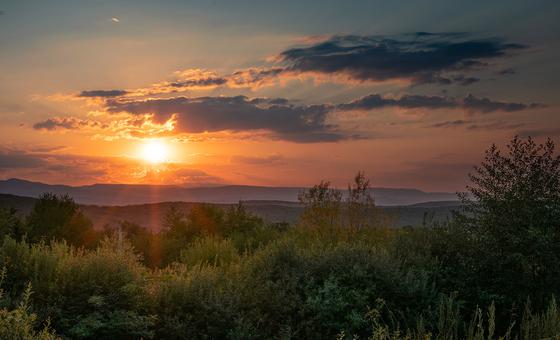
[0,237,155,339]
[179,237,240,267]
[152,264,239,339]
[0,269,60,340]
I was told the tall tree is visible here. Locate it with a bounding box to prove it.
[27,193,95,246]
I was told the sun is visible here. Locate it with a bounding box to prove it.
[140,139,169,164]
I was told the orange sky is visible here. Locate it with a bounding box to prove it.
[0,1,558,191]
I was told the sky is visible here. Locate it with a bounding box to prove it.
[0,0,559,191]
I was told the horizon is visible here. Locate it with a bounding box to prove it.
[0,177,462,193]
[1,1,559,192]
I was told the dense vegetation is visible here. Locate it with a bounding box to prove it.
[0,136,559,339]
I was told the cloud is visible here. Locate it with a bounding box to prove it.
[0,147,116,183]
[32,114,177,140]
[171,168,223,185]
[121,68,286,96]
[0,146,223,186]
[497,68,516,75]
[428,119,524,130]
[228,67,286,88]
[413,74,480,86]
[338,93,543,113]
[79,90,129,98]
[462,94,544,113]
[231,154,284,165]
[37,90,542,143]
[106,95,350,143]
[278,33,526,85]
[33,117,104,131]
[429,120,470,128]
[0,149,47,169]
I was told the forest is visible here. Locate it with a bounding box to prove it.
[1,136,559,339]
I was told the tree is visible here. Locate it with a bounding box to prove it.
[346,171,378,230]
[298,181,342,228]
[460,136,560,236]
[447,136,560,312]
[0,208,27,241]
[223,202,263,236]
[299,173,382,230]
[26,193,96,246]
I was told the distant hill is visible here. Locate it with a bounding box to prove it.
[0,193,461,231]
[0,178,459,206]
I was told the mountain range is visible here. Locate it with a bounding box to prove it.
[0,178,459,206]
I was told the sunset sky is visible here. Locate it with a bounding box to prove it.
[0,0,559,191]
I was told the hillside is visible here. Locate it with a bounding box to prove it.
[0,193,460,230]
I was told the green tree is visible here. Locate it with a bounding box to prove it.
[298,181,342,228]
[346,171,379,230]
[460,136,560,235]
[439,136,560,316]
[26,193,96,246]
[222,202,263,235]
[0,207,27,241]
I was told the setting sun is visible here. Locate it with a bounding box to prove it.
[140,139,169,164]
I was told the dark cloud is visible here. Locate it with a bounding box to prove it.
[229,67,285,87]
[168,77,227,88]
[33,118,78,130]
[338,93,543,113]
[429,120,524,130]
[461,94,544,113]
[414,74,480,86]
[497,68,516,75]
[106,95,349,143]
[33,117,103,131]
[0,149,47,169]
[79,90,129,98]
[452,75,480,86]
[38,91,542,142]
[279,33,525,84]
[429,120,469,128]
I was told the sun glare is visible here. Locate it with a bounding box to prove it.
[140,139,169,164]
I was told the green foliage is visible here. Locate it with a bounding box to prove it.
[0,207,27,241]
[0,237,155,339]
[433,137,560,317]
[179,237,240,267]
[0,269,60,340]
[347,171,379,229]
[299,172,386,230]
[27,193,97,247]
[0,136,558,338]
[298,180,343,228]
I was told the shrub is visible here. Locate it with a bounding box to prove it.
[0,269,60,340]
[179,237,240,267]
